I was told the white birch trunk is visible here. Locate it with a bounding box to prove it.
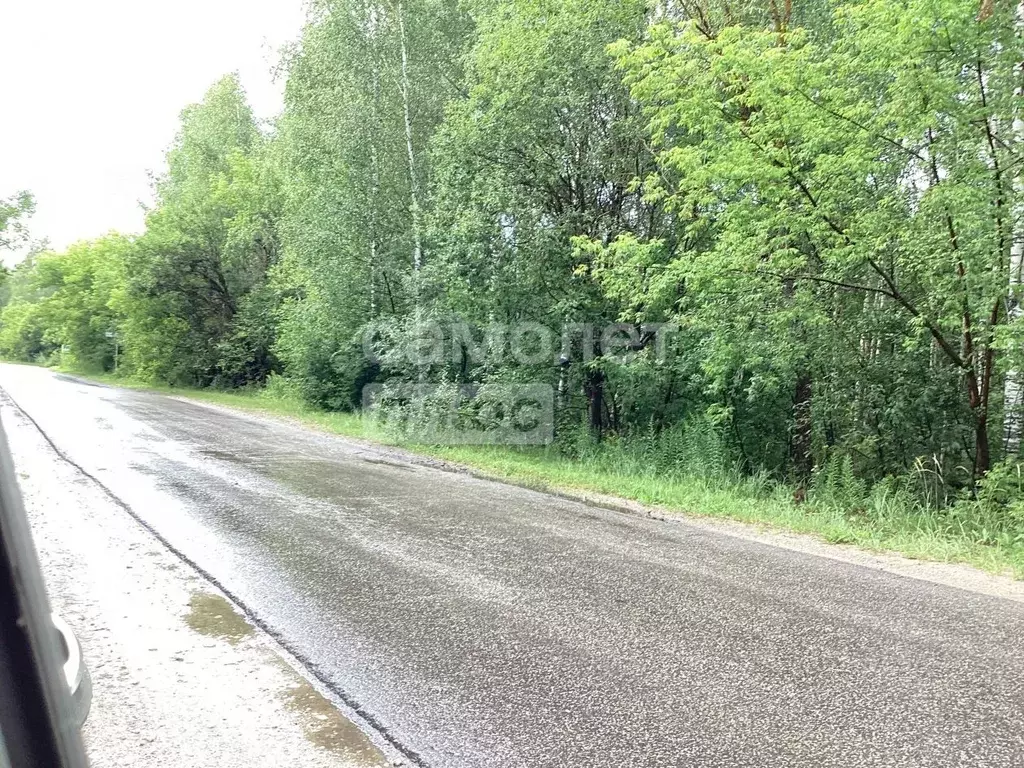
[1004,195,1024,456]
[369,40,382,318]
[396,0,423,283]
[1003,3,1024,455]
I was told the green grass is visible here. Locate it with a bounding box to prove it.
[56,367,1024,580]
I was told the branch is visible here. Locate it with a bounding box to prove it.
[796,90,928,164]
[730,98,967,372]
[750,266,893,298]
[864,255,967,371]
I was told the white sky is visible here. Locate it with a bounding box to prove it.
[0,0,306,258]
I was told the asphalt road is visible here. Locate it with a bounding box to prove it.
[2,363,1023,768]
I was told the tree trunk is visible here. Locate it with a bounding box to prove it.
[791,370,813,480]
[976,412,992,477]
[395,1,423,283]
[1004,159,1024,454]
[1003,1,1024,456]
[586,368,604,439]
[368,30,382,318]
[966,365,993,476]
[1005,329,1023,457]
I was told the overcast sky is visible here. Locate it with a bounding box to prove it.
[0,0,306,257]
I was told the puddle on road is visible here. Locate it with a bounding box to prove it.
[184,592,390,765]
[184,592,254,645]
[360,457,413,471]
[281,675,391,766]
[274,659,389,765]
[198,447,247,464]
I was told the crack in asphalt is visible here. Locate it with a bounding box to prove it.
[0,385,427,768]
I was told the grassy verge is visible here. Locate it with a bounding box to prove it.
[58,368,1024,579]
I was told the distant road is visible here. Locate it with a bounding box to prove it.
[2,363,1022,767]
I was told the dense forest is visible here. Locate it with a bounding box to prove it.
[4,0,1024,547]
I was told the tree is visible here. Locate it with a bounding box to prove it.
[427,0,661,436]
[120,74,283,385]
[0,191,35,252]
[272,0,470,408]
[607,0,1024,479]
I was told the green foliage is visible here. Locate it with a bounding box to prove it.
[556,415,738,484]
[118,75,283,385]
[811,453,868,512]
[0,300,47,362]
[603,0,1024,482]
[0,235,129,368]
[0,191,34,251]
[271,0,472,405]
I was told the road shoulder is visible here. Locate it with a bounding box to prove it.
[1,395,401,768]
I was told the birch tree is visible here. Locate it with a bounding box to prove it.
[273,0,469,406]
[1003,1,1024,455]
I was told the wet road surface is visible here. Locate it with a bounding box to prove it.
[3,363,1023,767]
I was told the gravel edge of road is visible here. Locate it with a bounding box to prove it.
[163,393,1024,605]
[0,384,412,768]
